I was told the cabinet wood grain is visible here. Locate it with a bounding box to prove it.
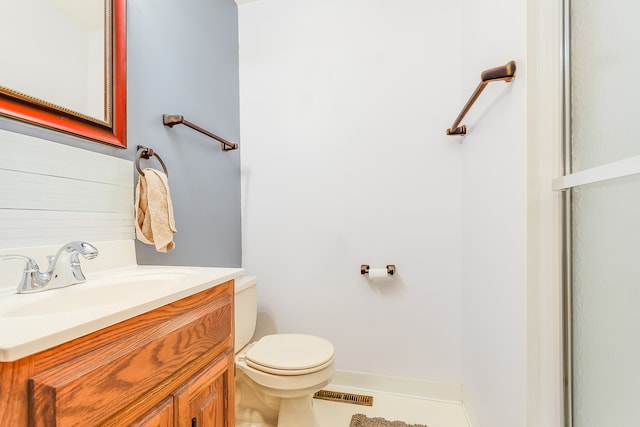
[0,280,235,427]
[130,397,174,427]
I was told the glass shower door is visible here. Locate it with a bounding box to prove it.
[571,176,640,425]
[564,0,640,425]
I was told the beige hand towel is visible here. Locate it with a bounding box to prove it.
[135,168,177,252]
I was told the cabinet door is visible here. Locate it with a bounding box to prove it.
[173,351,234,427]
[130,397,174,427]
[28,283,232,427]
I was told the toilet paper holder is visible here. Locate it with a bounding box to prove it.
[361,264,396,276]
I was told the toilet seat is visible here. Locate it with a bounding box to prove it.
[245,334,335,376]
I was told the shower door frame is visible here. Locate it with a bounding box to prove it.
[561,0,573,425]
[558,0,640,424]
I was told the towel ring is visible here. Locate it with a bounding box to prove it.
[136,145,168,177]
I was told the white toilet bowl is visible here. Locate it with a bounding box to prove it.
[234,277,335,427]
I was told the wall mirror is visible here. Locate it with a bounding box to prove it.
[0,0,126,147]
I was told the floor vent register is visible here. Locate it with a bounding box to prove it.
[313,390,374,406]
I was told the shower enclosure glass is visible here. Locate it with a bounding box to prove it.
[567,0,640,425]
[570,176,640,425]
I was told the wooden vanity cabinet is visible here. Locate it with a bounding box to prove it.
[130,397,174,427]
[0,280,235,427]
[127,353,234,427]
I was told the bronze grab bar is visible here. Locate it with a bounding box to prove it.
[446,60,516,136]
[162,114,238,151]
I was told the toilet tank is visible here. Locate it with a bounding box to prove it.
[234,276,258,352]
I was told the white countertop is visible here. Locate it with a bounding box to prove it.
[0,241,243,362]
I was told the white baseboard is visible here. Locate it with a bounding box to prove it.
[462,387,481,427]
[329,370,463,404]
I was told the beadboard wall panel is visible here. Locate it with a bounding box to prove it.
[0,130,134,249]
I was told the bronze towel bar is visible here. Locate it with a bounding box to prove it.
[162,114,238,151]
[446,60,516,136]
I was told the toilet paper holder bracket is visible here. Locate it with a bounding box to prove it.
[361,264,396,276]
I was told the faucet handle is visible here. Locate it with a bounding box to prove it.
[0,254,39,271]
[0,255,43,293]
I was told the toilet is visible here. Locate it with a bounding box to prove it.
[234,276,335,427]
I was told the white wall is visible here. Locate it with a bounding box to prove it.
[239,0,465,383]
[459,0,528,425]
[239,1,566,426]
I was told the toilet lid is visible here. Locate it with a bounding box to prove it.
[245,334,335,376]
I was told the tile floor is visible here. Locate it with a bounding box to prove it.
[314,385,470,427]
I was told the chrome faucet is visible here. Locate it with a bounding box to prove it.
[0,241,98,293]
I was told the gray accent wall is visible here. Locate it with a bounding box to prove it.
[0,0,241,267]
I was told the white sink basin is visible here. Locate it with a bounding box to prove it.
[1,270,193,316]
[0,264,243,361]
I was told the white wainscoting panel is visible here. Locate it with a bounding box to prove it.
[0,130,134,248]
